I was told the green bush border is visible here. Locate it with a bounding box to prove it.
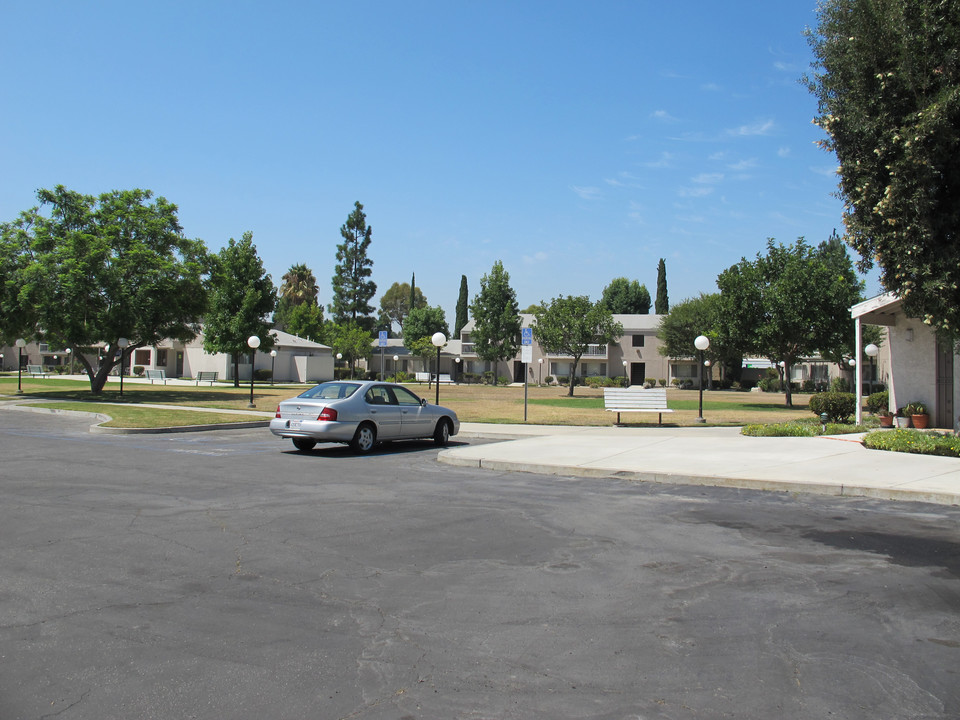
[863,428,960,458]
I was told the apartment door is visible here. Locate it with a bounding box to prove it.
[629,362,646,387]
[936,339,954,429]
[175,351,184,377]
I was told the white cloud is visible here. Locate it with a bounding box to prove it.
[522,251,548,265]
[651,109,678,122]
[777,146,791,157]
[810,165,840,177]
[701,82,723,92]
[692,172,724,184]
[678,186,714,198]
[571,185,602,200]
[728,119,776,137]
[727,158,757,171]
[643,151,673,168]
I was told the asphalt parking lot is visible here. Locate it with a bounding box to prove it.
[2,410,959,719]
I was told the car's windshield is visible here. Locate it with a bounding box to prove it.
[298,382,360,400]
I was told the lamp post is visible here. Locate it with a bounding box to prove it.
[117,338,129,397]
[336,352,343,379]
[392,355,399,380]
[455,356,461,384]
[431,332,446,405]
[694,335,710,423]
[15,338,26,394]
[270,349,277,386]
[864,343,879,398]
[66,347,73,375]
[246,336,260,407]
[622,359,628,387]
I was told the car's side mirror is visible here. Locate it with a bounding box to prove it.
[420,398,427,407]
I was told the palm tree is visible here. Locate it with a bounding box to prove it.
[279,263,318,306]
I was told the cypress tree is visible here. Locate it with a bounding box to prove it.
[655,258,669,314]
[455,275,469,337]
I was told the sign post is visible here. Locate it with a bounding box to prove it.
[521,328,533,422]
[378,331,388,379]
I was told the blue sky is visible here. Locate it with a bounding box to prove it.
[1,1,882,325]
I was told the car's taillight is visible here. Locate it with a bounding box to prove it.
[275,405,281,418]
[318,407,338,422]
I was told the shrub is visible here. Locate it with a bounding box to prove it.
[802,379,815,393]
[742,419,868,437]
[497,375,510,386]
[830,377,850,393]
[658,378,666,387]
[544,375,554,385]
[866,390,889,414]
[757,377,780,392]
[864,429,960,458]
[671,378,682,388]
[253,368,272,381]
[133,365,145,377]
[809,391,857,423]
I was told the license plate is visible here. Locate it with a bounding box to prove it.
[290,420,301,430]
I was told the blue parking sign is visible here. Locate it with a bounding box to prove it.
[521,327,533,346]
[378,331,388,347]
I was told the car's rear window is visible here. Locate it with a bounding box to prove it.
[298,382,360,400]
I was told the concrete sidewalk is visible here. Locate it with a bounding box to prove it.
[443,423,960,506]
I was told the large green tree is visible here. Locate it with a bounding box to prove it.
[0,186,208,393]
[805,0,960,335]
[716,238,863,406]
[601,277,651,314]
[470,260,521,383]
[330,201,376,332]
[327,322,371,377]
[403,305,449,345]
[655,259,669,314]
[532,296,623,396]
[454,274,469,337]
[378,280,426,335]
[274,262,319,331]
[656,293,744,385]
[203,232,276,387]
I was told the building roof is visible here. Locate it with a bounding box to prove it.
[269,329,329,350]
[459,313,664,335]
[850,292,900,326]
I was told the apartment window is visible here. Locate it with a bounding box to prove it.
[156,349,168,367]
[134,349,151,366]
[631,334,645,347]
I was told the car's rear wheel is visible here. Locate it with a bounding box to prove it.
[433,418,451,446]
[350,423,377,454]
[292,438,316,452]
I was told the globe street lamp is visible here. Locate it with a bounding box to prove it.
[538,357,543,386]
[270,349,277,386]
[864,342,879,398]
[622,359,628,387]
[392,355,399,380]
[117,338,129,397]
[15,338,26,394]
[455,356,461,383]
[431,332,446,405]
[66,347,73,375]
[694,335,710,423]
[247,336,261,408]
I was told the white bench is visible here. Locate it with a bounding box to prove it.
[146,369,167,384]
[603,387,674,425]
[27,364,48,378]
[196,371,219,386]
[415,372,452,383]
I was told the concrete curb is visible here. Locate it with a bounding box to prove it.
[436,449,960,505]
[2,402,270,434]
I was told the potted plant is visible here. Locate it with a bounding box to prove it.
[895,407,911,428]
[877,409,894,428]
[906,402,930,429]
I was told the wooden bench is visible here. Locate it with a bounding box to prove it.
[603,387,674,425]
[146,369,167,385]
[27,364,48,378]
[196,371,219,386]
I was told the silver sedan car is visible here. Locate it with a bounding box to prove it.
[270,380,460,453]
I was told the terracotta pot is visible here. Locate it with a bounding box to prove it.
[879,415,894,428]
[912,414,929,430]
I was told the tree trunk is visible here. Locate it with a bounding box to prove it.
[233,352,240,388]
[568,359,579,397]
[784,361,793,407]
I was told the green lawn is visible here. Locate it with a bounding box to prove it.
[25,402,266,428]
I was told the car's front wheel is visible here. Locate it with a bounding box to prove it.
[350,423,377,454]
[433,418,452,446]
[292,438,316,452]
